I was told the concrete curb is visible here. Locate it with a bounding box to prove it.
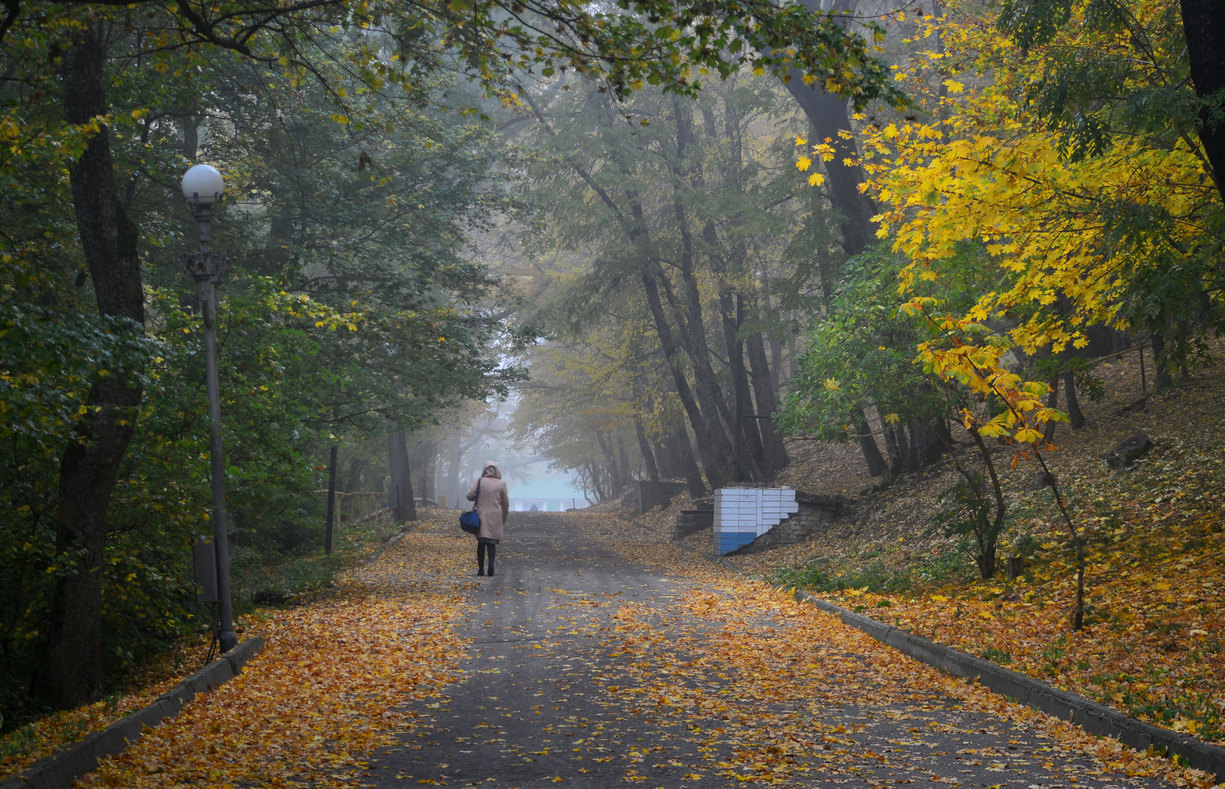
[794,591,1225,783]
[1,636,264,789]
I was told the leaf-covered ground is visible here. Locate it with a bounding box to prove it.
[2,346,1222,786]
[71,524,476,788]
[0,517,396,780]
[2,502,1221,787]
[672,343,1225,751]
[57,511,1220,787]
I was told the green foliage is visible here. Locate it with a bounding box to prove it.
[233,510,398,610]
[769,559,915,596]
[768,542,976,597]
[999,0,1196,159]
[1030,355,1106,402]
[0,296,160,718]
[981,645,1012,664]
[388,0,907,107]
[778,247,946,442]
[0,301,153,446]
[0,7,530,723]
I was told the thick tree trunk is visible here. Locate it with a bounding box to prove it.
[444,433,463,508]
[855,413,888,477]
[1150,331,1174,389]
[387,429,416,522]
[882,422,906,478]
[720,290,765,481]
[784,82,876,260]
[1063,371,1085,428]
[746,328,789,477]
[634,418,662,485]
[1181,0,1225,205]
[417,439,437,503]
[907,419,944,470]
[640,270,732,490]
[659,426,706,499]
[45,18,145,710]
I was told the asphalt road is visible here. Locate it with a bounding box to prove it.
[366,511,1182,788]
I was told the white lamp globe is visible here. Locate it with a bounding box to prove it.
[181,164,225,206]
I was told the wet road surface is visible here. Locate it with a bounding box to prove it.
[367,511,1184,788]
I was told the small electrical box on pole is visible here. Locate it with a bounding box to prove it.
[194,538,219,603]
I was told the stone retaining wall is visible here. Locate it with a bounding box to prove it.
[731,492,846,554]
[674,509,713,540]
[675,490,847,554]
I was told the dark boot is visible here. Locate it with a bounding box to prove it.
[487,544,497,577]
[476,542,486,576]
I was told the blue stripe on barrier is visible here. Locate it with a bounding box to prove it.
[718,531,758,554]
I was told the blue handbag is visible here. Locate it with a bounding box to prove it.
[459,480,481,535]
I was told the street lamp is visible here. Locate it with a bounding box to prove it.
[182,164,237,653]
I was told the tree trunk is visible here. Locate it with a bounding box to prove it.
[1181,0,1225,204]
[855,413,888,477]
[907,419,944,470]
[1151,331,1174,389]
[324,444,338,555]
[417,439,437,503]
[640,269,732,490]
[45,18,145,710]
[344,457,366,493]
[342,457,366,520]
[634,418,662,484]
[597,430,630,496]
[666,96,745,483]
[659,426,706,499]
[668,217,744,481]
[720,290,765,481]
[1043,374,1062,443]
[387,429,416,522]
[444,433,463,509]
[770,331,785,393]
[785,0,918,479]
[616,435,633,493]
[1064,371,1086,429]
[882,422,906,478]
[746,326,788,478]
[784,108,874,256]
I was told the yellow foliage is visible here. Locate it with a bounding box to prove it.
[850,0,1217,447]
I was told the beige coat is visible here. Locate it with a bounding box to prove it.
[466,463,509,541]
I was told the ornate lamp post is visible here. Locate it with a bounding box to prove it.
[182,164,237,653]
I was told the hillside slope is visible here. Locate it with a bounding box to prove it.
[685,342,1225,748]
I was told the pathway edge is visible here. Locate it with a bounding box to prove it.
[792,590,1225,783]
[1,636,264,789]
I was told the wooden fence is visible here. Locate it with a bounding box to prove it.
[315,491,385,523]
[315,491,450,524]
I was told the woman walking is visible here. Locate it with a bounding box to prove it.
[466,461,509,576]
